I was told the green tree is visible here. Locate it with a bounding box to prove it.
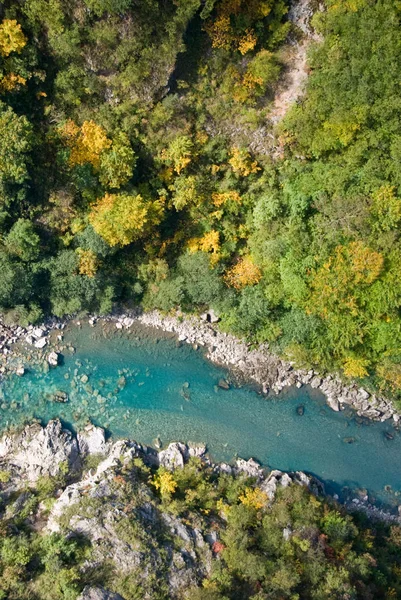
[5,219,40,261]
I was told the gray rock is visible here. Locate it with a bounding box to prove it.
[310,376,322,389]
[235,458,264,479]
[0,419,80,483]
[158,442,188,470]
[78,424,107,456]
[188,443,206,458]
[78,586,124,600]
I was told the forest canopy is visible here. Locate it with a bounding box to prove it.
[1,0,401,400]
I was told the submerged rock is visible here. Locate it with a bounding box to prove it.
[53,390,68,403]
[343,436,356,444]
[296,404,305,416]
[217,378,230,390]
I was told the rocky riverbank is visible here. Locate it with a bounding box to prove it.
[0,419,398,526]
[131,310,399,424]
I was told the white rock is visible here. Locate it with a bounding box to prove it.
[34,337,47,349]
[16,366,25,376]
[115,322,123,330]
[48,351,59,366]
[158,442,188,470]
[32,327,46,339]
[326,396,340,412]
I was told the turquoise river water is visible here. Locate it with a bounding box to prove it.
[1,322,400,506]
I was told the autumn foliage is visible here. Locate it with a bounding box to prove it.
[89,193,149,247]
[225,256,262,289]
[60,120,111,167]
[0,20,27,57]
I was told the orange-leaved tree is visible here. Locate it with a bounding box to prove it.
[225,255,262,289]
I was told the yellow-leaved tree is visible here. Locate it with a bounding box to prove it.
[0,73,26,93]
[89,193,149,247]
[0,20,27,57]
[229,147,260,177]
[225,256,262,289]
[60,120,112,167]
[153,469,177,500]
[76,248,99,278]
[188,230,220,265]
[239,487,268,510]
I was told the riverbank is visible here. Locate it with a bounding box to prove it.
[134,310,400,424]
[0,308,399,424]
[0,420,399,527]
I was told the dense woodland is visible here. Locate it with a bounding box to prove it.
[0,0,401,398]
[1,454,401,599]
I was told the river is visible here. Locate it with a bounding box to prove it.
[1,321,400,506]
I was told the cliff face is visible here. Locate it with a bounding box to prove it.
[0,420,399,600]
[0,420,323,599]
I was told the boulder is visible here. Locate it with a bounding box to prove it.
[34,337,47,349]
[48,351,59,366]
[326,396,340,412]
[32,327,46,339]
[188,442,206,458]
[16,366,25,377]
[158,442,188,470]
[235,458,264,480]
[200,309,220,324]
[310,376,322,389]
[78,587,125,600]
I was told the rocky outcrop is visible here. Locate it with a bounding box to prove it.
[78,588,124,600]
[77,423,109,457]
[0,419,80,483]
